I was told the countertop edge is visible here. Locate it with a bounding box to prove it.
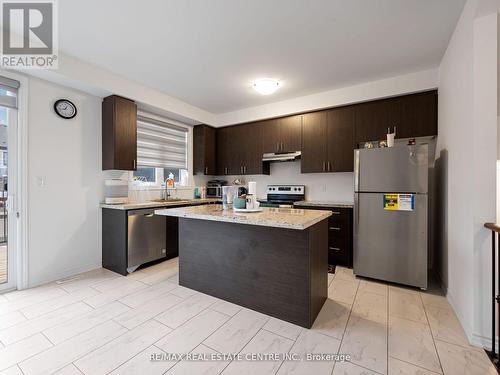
[100,199,221,210]
[155,208,332,230]
[293,200,354,208]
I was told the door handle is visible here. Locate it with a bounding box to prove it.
[332,211,341,215]
[133,159,136,170]
[225,167,228,175]
[329,227,341,231]
[322,161,326,172]
[144,213,154,217]
[205,166,208,175]
[329,247,341,251]
[244,166,247,174]
[328,161,331,171]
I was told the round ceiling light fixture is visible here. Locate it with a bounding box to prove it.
[252,78,280,95]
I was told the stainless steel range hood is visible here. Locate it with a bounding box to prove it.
[262,151,301,162]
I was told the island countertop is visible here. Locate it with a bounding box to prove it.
[155,204,332,230]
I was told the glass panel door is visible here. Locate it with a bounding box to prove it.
[0,78,18,291]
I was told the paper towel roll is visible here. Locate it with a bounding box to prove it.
[248,181,257,195]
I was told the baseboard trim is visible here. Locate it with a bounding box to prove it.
[25,262,103,289]
[444,288,475,346]
[471,332,497,351]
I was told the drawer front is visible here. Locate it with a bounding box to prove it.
[328,223,348,239]
[328,240,349,266]
[328,208,350,225]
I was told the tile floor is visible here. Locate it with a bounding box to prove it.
[0,258,496,375]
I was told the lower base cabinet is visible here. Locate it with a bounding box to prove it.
[295,205,353,268]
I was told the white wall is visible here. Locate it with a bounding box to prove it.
[437,0,499,347]
[27,77,112,287]
[194,162,354,202]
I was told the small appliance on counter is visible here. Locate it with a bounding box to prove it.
[206,180,227,198]
[258,185,305,208]
[104,179,129,204]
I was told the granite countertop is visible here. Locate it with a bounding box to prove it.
[100,198,221,210]
[294,200,354,208]
[155,204,332,230]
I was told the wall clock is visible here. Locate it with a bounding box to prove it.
[54,99,77,119]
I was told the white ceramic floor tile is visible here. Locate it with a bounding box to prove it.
[263,317,303,341]
[424,305,469,348]
[20,287,99,319]
[333,361,380,374]
[84,279,148,308]
[2,284,61,302]
[0,302,93,345]
[311,299,351,340]
[57,268,119,293]
[352,290,388,324]
[204,308,269,354]
[420,293,451,311]
[169,285,198,299]
[388,357,441,374]
[110,345,176,375]
[43,301,130,345]
[51,364,83,375]
[118,280,178,308]
[0,311,26,330]
[114,293,184,329]
[435,340,496,375]
[210,299,243,317]
[19,320,127,375]
[388,317,441,374]
[222,330,294,375]
[328,279,359,305]
[0,287,68,315]
[0,365,23,375]
[0,334,52,371]
[358,280,388,297]
[340,316,387,374]
[389,288,427,324]
[155,293,216,329]
[156,309,229,354]
[167,344,230,375]
[335,267,357,282]
[277,329,341,375]
[74,320,171,375]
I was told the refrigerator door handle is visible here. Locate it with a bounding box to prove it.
[354,150,360,192]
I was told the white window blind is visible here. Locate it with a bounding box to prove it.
[136,113,188,169]
[0,76,19,109]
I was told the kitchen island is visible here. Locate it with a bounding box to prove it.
[155,204,331,328]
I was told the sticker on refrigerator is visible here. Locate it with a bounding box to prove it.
[383,193,414,211]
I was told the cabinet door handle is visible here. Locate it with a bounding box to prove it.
[281,142,284,151]
[329,227,341,231]
[329,247,341,251]
[205,166,208,175]
[244,166,246,174]
[225,167,228,175]
[322,161,326,172]
[328,161,331,171]
[276,142,279,151]
[332,211,340,215]
[133,159,136,170]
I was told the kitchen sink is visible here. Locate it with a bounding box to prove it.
[152,198,189,203]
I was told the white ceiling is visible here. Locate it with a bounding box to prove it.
[59,0,465,114]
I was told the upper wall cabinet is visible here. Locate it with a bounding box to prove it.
[354,90,437,145]
[193,124,217,175]
[301,107,354,173]
[262,115,302,153]
[102,95,137,171]
[216,123,269,176]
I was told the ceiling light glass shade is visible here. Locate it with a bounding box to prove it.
[252,79,280,95]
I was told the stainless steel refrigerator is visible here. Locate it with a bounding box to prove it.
[354,141,432,289]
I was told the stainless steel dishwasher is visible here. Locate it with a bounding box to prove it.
[127,208,166,273]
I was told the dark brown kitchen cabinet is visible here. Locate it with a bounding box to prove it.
[217,124,269,176]
[102,95,137,171]
[301,111,327,173]
[354,90,437,145]
[326,106,355,172]
[193,125,217,175]
[301,107,354,173]
[262,115,302,153]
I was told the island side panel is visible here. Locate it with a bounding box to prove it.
[178,218,322,328]
[308,219,328,327]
